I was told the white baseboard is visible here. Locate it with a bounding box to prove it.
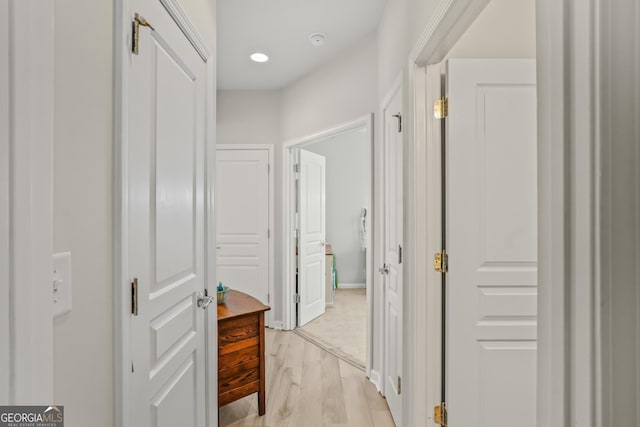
[338,283,366,289]
[270,320,284,330]
[369,369,382,393]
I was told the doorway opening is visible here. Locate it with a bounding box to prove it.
[282,115,373,374]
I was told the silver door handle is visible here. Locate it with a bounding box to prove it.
[197,291,214,309]
[378,264,389,275]
[320,241,327,247]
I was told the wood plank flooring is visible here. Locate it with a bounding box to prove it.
[219,328,396,427]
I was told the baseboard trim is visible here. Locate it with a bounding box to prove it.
[369,369,382,393]
[270,320,285,330]
[338,283,366,289]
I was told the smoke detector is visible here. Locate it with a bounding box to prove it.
[309,33,327,47]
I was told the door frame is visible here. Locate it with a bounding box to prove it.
[114,1,217,426]
[378,75,405,414]
[281,114,374,376]
[216,144,275,327]
[0,0,55,404]
[404,1,493,425]
[407,0,603,426]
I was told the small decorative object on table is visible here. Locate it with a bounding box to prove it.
[217,282,230,304]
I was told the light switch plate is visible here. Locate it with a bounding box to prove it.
[52,252,72,317]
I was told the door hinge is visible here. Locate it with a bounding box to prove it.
[295,294,301,304]
[434,402,447,426]
[267,228,270,238]
[434,97,448,119]
[397,376,402,394]
[398,245,403,264]
[268,163,270,174]
[267,293,270,303]
[434,249,448,273]
[132,13,155,55]
[294,163,300,173]
[131,277,139,315]
[392,113,402,133]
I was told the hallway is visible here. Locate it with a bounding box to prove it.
[219,328,394,427]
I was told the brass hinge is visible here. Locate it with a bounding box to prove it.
[132,13,155,55]
[434,249,448,273]
[434,97,448,119]
[131,277,139,315]
[434,402,447,426]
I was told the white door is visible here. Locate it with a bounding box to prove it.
[216,148,270,306]
[126,2,209,426]
[383,86,403,426]
[446,59,537,427]
[297,149,326,326]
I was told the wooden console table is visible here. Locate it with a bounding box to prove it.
[217,290,270,415]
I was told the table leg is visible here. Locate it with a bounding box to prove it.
[258,313,266,415]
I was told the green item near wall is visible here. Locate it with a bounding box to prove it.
[332,254,338,289]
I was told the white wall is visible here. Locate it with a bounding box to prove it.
[0,2,8,402]
[377,0,440,97]
[53,0,113,424]
[52,1,216,425]
[217,91,281,146]
[599,1,640,424]
[446,0,536,59]
[280,33,378,141]
[306,129,370,285]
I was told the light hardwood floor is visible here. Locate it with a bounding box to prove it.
[219,328,396,427]
[296,288,366,370]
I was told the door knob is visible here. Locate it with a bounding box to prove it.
[197,291,214,309]
[320,241,327,247]
[378,264,389,275]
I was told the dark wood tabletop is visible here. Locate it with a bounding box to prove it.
[217,290,270,321]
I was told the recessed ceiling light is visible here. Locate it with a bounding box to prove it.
[309,33,327,47]
[250,52,269,63]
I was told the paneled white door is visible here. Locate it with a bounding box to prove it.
[126,2,209,426]
[383,85,403,426]
[446,59,537,427]
[298,149,326,326]
[216,148,270,305]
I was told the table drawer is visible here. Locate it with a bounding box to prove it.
[219,344,259,369]
[218,316,259,347]
[218,363,260,395]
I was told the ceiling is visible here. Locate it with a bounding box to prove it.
[217,0,386,90]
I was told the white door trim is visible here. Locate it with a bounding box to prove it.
[536,1,601,425]
[405,1,492,425]
[1,0,55,404]
[281,114,375,376]
[216,144,275,327]
[114,1,217,426]
[375,76,402,397]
